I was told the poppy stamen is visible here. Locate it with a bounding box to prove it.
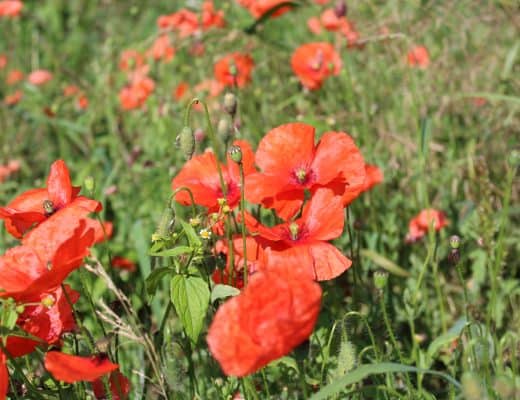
[43,199,55,216]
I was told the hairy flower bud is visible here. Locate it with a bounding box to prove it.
[217,118,231,140]
[223,92,237,116]
[228,145,243,164]
[176,126,195,160]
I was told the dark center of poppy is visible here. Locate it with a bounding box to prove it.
[43,200,55,216]
[292,167,314,186]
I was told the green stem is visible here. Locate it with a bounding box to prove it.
[239,162,248,286]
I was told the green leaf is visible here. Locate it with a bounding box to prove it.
[427,317,467,360]
[211,284,241,303]
[361,249,410,277]
[170,274,210,344]
[146,267,174,297]
[179,220,201,249]
[309,363,461,400]
[150,245,192,257]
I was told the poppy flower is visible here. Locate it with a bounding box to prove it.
[119,50,145,72]
[405,208,448,243]
[291,42,342,90]
[3,90,22,105]
[360,164,383,193]
[246,188,351,280]
[173,82,190,101]
[207,264,321,376]
[320,8,345,31]
[75,94,89,110]
[245,122,366,219]
[407,46,430,68]
[92,371,131,400]
[201,1,225,29]
[0,213,95,300]
[44,351,119,383]
[0,0,22,17]
[172,140,256,212]
[214,53,254,88]
[28,69,53,86]
[63,85,80,97]
[307,17,322,35]
[0,54,6,69]
[6,69,23,85]
[0,159,102,238]
[236,0,292,18]
[119,75,155,110]
[147,34,175,62]
[111,256,136,272]
[0,351,7,400]
[212,236,265,288]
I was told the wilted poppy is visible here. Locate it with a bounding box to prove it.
[406,208,448,243]
[291,42,341,90]
[92,371,131,400]
[214,53,254,88]
[0,159,102,238]
[28,69,53,86]
[245,122,366,219]
[407,46,430,68]
[172,140,255,211]
[0,0,22,17]
[246,188,350,280]
[207,264,321,376]
[44,351,119,383]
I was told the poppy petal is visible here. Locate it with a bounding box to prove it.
[309,241,351,280]
[44,351,119,383]
[300,188,344,241]
[46,160,73,209]
[0,351,7,400]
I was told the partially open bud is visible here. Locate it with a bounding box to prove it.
[84,176,95,193]
[43,200,55,216]
[223,92,237,116]
[176,126,195,160]
[334,0,347,18]
[373,271,388,290]
[228,145,243,164]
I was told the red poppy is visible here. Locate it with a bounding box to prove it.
[0,0,22,17]
[245,122,365,219]
[0,214,95,301]
[246,188,350,280]
[172,140,255,211]
[407,46,430,68]
[92,371,131,400]
[360,164,383,193]
[406,208,448,243]
[320,8,344,31]
[236,0,292,18]
[214,53,254,88]
[75,94,89,110]
[291,42,341,90]
[307,17,322,35]
[173,82,190,101]
[44,351,119,383]
[111,256,136,272]
[201,1,225,29]
[0,54,6,69]
[3,90,22,105]
[147,34,175,62]
[63,85,79,97]
[207,263,321,376]
[0,351,7,400]
[212,236,265,288]
[119,75,155,110]
[28,69,53,86]
[158,3,224,39]
[0,159,102,238]
[6,69,23,85]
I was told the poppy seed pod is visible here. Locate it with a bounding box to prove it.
[449,235,460,249]
[176,126,195,160]
[43,200,55,216]
[373,271,388,290]
[223,92,237,116]
[228,145,243,164]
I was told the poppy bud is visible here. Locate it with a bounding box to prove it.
[84,176,95,193]
[334,0,347,17]
[176,126,195,160]
[373,271,388,290]
[43,200,55,216]
[228,145,243,164]
[223,92,237,116]
[217,118,231,140]
[449,235,460,249]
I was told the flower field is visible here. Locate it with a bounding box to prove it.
[0,1,518,399]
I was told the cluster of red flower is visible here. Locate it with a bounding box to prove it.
[0,161,129,399]
[172,122,383,376]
